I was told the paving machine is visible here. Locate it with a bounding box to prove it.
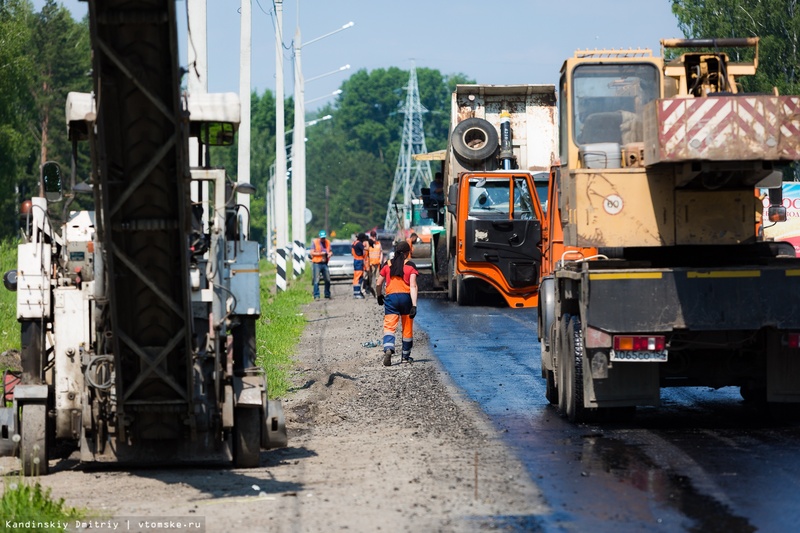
[0,0,286,473]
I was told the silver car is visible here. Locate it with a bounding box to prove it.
[327,241,354,279]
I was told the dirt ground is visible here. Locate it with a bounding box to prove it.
[1,279,547,532]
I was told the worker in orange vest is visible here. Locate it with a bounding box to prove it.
[351,233,369,299]
[365,230,383,297]
[310,230,332,300]
[375,240,418,365]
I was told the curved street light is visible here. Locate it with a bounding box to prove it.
[292,21,354,249]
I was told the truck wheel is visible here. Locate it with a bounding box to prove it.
[456,274,474,306]
[563,316,587,423]
[545,370,557,405]
[21,403,49,475]
[447,256,457,301]
[233,407,260,468]
[545,321,558,405]
[556,316,569,414]
[451,118,499,162]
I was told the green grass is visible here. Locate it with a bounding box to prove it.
[0,239,19,356]
[256,260,312,398]
[1,475,86,530]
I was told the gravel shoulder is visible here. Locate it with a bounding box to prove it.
[1,279,547,532]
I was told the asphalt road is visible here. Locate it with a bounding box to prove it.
[416,298,800,533]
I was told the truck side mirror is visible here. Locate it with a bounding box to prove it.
[768,186,787,222]
[42,161,63,203]
[446,183,457,214]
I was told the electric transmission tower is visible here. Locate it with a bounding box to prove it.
[384,63,432,233]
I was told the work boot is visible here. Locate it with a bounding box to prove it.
[383,349,394,367]
[401,353,413,364]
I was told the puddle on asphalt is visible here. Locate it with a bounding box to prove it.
[579,436,755,532]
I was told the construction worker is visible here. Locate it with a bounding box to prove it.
[351,233,369,299]
[366,230,383,297]
[310,230,332,300]
[430,172,445,204]
[406,232,418,257]
[375,240,418,366]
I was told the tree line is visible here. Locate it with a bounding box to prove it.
[4,0,800,244]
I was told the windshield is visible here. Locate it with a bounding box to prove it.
[572,63,659,146]
[468,177,537,220]
[330,244,350,256]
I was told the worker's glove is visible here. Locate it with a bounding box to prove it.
[409,306,417,319]
[377,294,385,306]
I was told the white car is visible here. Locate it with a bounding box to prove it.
[327,241,354,279]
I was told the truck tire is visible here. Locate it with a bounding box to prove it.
[556,315,569,413]
[451,118,499,163]
[456,274,474,306]
[564,316,587,422]
[447,256,457,302]
[21,403,49,475]
[545,321,558,405]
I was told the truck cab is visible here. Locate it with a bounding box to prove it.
[435,84,558,307]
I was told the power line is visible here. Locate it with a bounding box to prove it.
[384,63,432,232]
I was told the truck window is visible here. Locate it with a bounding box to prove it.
[572,63,659,146]
[468,178,511,218]
[514,177,536,220]
[468,177,538,220]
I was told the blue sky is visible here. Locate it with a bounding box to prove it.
[40,1,682,113]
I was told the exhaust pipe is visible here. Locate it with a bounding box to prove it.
[499,110,513,170]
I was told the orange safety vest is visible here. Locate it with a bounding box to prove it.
[311,238,331,263]
[368,241,382,266]
[351,239,366,261]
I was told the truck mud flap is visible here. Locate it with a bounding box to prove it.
[585,266,800,332]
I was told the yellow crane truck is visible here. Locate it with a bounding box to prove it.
[539,38,800,421]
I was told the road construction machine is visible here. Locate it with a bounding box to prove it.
[426,84,558,307]
[0,0,286,473]
[539,37,800,421]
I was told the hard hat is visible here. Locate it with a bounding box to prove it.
[319,230,327,238]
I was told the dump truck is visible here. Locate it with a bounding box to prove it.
[539,37,800,421]
[426,84,558,307]
[0,0,286,473]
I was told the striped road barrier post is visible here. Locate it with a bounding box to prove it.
[293,240,305,277]
[276,248,287,292]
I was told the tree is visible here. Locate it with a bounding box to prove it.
[672,0,800,94]
[0,0,36,236]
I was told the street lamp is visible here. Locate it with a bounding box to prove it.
[292,20,354,252]
[305,89,342,106]
[307,64,351,84]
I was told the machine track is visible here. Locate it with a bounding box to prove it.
[89,0,193,424]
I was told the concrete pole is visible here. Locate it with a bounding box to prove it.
[187,0,208,230]
[266,174,275,259]
[237,0,252,238]
[292,27,307,250]
[274,0,289,249]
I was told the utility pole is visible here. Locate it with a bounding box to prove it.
[292,26,306,249]
[237,0,252,237]
[274,0,289,249]
[324,185,329,236]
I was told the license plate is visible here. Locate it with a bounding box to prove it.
[609,349,668,362]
